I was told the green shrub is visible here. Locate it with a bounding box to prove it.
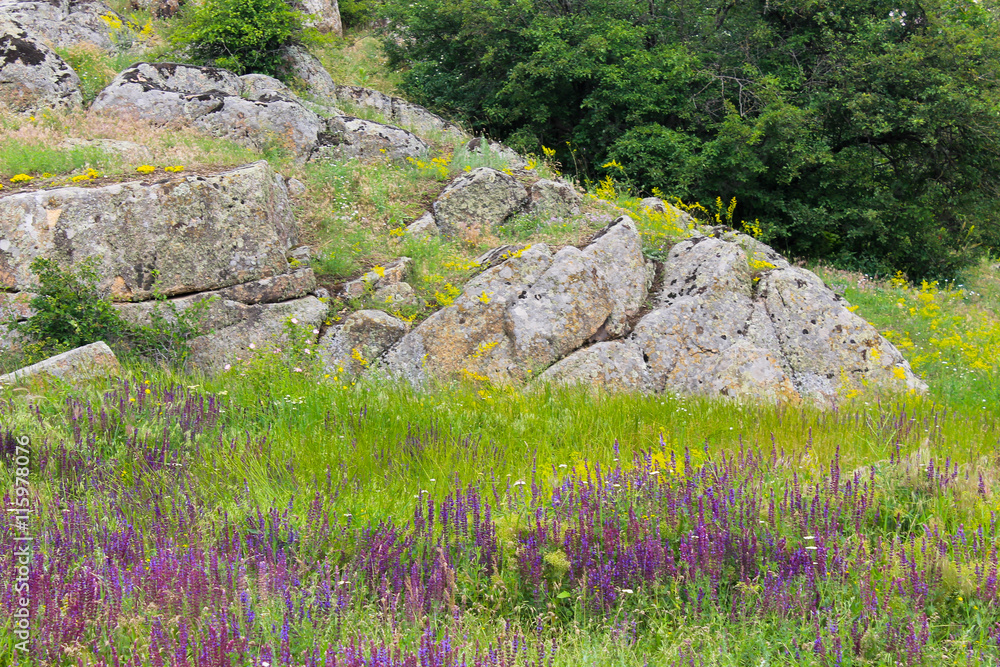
[171,0,303,78]
[340,0,378,29]
[5,258,213,367]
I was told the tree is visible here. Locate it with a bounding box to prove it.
[382,0,1000,278]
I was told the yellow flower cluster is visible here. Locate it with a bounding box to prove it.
[433,282,461,307]
[747,256,776,273]
[881,278,1000,374]
[407,154,452,180]
[470,340,500,359]
[70,168,101,183]
[10,174,33,184]
[442,258,481,271]
[136,165,156,174]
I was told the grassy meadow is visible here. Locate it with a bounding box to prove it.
[2,20,1000,667]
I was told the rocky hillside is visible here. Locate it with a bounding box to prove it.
[0,3,926,405]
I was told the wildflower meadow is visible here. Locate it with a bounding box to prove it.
[2,261,1000,665]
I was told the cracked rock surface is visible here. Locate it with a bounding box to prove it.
[384,220,925,404]
[385,216,650,386]
[0,16,83,113]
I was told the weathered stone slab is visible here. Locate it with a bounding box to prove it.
[184,296,327,372]
[320,116,428,162]
[0,161,296,301]
[433,168,528,238]
[92,63,325,158]
[0,341,119,385]
[318,309,408,376]
[537,341,654,393]
[0,16,82,113]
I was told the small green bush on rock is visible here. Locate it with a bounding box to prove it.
[6,258,212,367]
[172,0,303,78]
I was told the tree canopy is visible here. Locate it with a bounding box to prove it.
[382,0,1000,278]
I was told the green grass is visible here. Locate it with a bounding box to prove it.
[313,32,403,94]
[0,138,112,180]
[2,27,1000,664]
[812,262,1000,409]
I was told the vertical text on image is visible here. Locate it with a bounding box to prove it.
[9,435,32,654]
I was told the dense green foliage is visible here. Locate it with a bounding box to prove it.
[5,258,212,367]
[172,0,302,77]
[381,0,1000,278]
[340,0,379,29]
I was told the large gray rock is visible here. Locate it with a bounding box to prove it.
[404,212,440,240]
[537,341,654,393]
[318,309,408,376]
[0,161,297,300]
[0,1,119,52]
[0,341,119,385]
[319,116,428,162]
[332,85,466,140]
[184,296,327,372]
[0,16,82,113]
[433,168,528,238]
[627,231,924,403]
[92,63,325,158]
[279,45,338,100]
[528,179,581,220]
[756,266,925,398]
[293,0,342,36]
[385,217,649,386]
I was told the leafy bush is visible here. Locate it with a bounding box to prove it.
[5,258,212,367]
[339,0,378,29]
[171,0,302,77]
[381,0,1000,280]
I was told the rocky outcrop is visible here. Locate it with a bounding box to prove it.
[293,0,342,36]
[379,210,923,403]
[92,62,425,162]
[0,161,297,300]
[528,179,581,219]
[0,16,82,113]
[319,116,428,162]
[385,217,650,385]
[318,309,408,376]
[0,341,119,385]
[432,168,528,238]
[0,0,120,52]
[0,159,331,372]
[92,63,325,158]
[332,85,466,140]
[548,229,924,403]
[279,45,338,100]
